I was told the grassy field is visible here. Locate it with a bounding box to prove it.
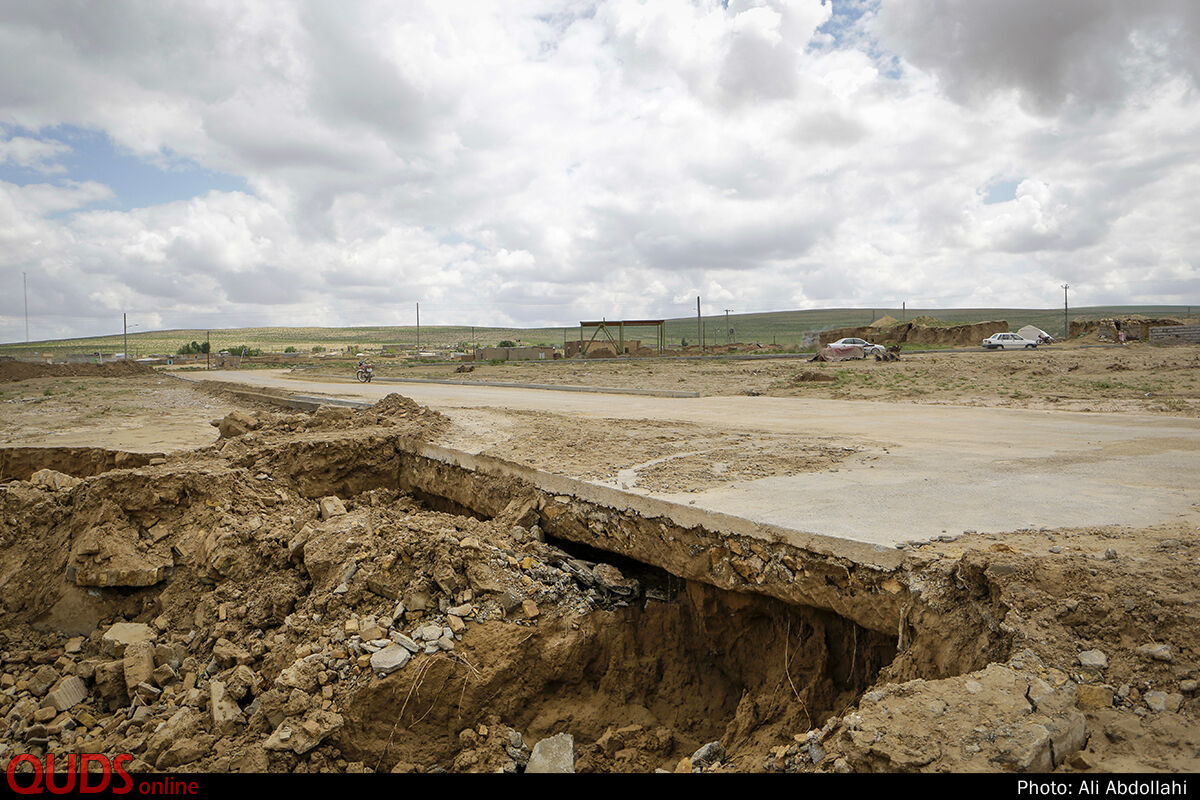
[1,305,1194,358]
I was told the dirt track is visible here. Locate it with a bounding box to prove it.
[185,369,1200,548]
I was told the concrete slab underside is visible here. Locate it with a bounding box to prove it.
[190,370,1200,548]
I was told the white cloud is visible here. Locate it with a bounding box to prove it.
[1,0,1198,342]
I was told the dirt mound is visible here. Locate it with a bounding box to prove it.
[210,393,449,441]
[0,360,155,383]
[819,320,1008,348]
[794,371,836,382]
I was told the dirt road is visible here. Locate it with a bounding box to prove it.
[185,370,1200,547]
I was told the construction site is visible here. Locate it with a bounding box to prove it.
[0,329,1198,774]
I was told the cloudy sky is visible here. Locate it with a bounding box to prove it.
[1,0,1198,342]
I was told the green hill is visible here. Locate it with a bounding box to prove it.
[2,305,1194,357]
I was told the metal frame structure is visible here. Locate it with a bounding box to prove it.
[578,319,666,356]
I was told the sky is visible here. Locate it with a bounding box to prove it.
[1,0,1198,342]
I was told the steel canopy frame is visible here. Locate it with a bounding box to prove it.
[578,319,665,356]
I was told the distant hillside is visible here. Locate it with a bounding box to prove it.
[2,306,1195,356]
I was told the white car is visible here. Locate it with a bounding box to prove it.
[828,337,886,357]
[982,333,1038,350]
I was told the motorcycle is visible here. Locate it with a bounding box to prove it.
[356,362,374,383]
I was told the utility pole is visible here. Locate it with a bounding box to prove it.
[724,309,733,343]
[902,301,905,323]
[206,331,211,371]
[416,302,420,350]
[696,296,702,353]
[123,313,128,360]
[23,272,29,343]
[1062,284,1070,339]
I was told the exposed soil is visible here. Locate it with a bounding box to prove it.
[470,410,860,492]
[0,375,239,452]
[0,374,1196,773]
[0,360,155,382]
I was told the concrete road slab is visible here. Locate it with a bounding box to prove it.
[187,370,1200,547]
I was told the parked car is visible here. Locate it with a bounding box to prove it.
[982,333,1039,350]
[828,337,886,357]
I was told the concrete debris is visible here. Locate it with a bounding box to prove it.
[1137,643,1174,662]
[1077,649,1109,670]
[691,741,726,770]
[369,645,411,675]
[526,733,575,773]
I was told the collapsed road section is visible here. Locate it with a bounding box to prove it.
[0,394,1195,773]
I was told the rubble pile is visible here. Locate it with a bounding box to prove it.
[211,393,449,440]
[0,470,660,772]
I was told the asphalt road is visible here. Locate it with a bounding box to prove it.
[186,369,1200,547]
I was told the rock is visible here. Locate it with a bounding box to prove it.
[367,576,400,600]
[1077,650,1108,670]
[1180,680,1198,694]
[318,496,347,520]
[447,604,473,617]
[370,645,411,675]
[1137,643,1174,662]
[691,741,726,770]
[215,410,257,439]
[1144,692,1182,713]
[101,622,156,657]
[122,641,156,696]
[1076,685,1114,709]
[30,469,80,491]
[593,563,639,595]
[152,664,178,686]
[446,615,466,634]
[156,735,214,770]
[263,710,344,755]
[404,591,431,612]
[45,676,88,712]
[1068,752,1095,770]
[225,665,259,700]
[526,733,575,773]
[521,599,539,619]
[415,623,443,642]
[27,665,59,697]
[144,708,203,764]
[498,590,523,615]
[93,660,129,708]
[135,681,162,702]
[390,632,421,653]
[436,636,455,651]
[276,658,321,694]
[213,638,252,668]
[210,680,247,736]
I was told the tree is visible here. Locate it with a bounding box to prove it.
[177,340,210,355]
[497,340,517,348]
[284,346,297,353]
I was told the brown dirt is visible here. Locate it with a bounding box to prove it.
[292,342,1200,415]
[468,410,858,492]
[0,360,154,382]
[0,382,1196,773]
